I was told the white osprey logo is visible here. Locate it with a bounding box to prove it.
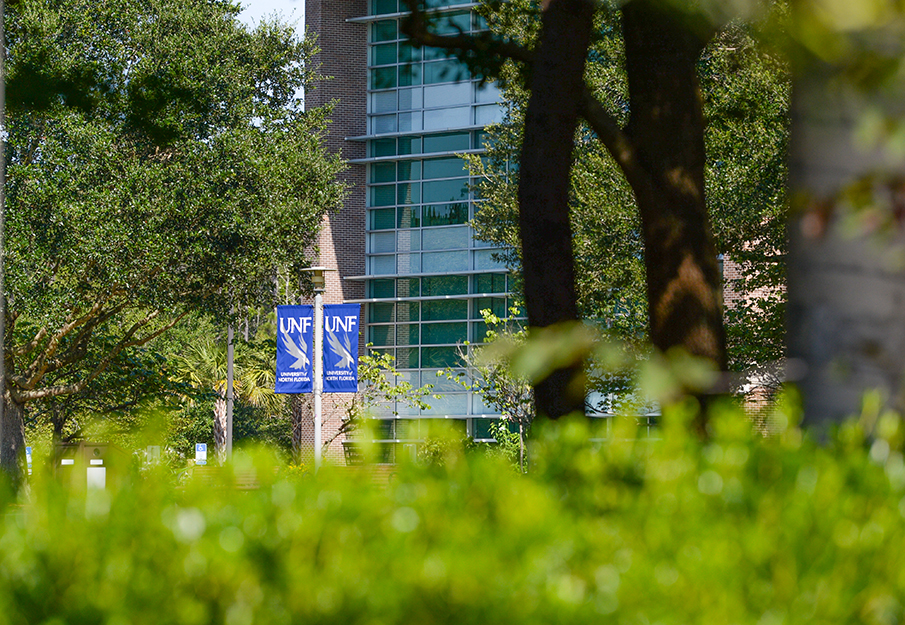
[281,330,310,370]
[327,330,354,369]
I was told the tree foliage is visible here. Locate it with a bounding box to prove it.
[466,4,789,379]
[2,0,346,480]
[4,402,905,624]
[400,0,783,424]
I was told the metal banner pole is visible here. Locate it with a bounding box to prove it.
[313,292,323,473]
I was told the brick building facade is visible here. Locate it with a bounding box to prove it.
[302,1,510,463]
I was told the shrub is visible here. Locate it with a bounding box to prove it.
[1,400,904,624]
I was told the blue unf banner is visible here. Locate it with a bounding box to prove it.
[275,304,360,394]
[323,304,360,393]
[275,305,314,394]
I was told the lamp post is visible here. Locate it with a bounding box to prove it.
[311,267,325,473]
[304,266,332,473]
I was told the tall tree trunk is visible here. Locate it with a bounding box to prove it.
[622,1,725,376]
[0,391,25,488]
[517,0,595,420]
[213,393,227,463]
[787,62,905,426]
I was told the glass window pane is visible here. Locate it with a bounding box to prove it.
[398,161,421,181]
[472,130,488,150]
[370,91,397,114]
[421,346,463,368]
[398,111,422,132]
[474,249,506,270]
[371,162,396,184]
[421,393,468,416]
[421,299,468,320]
[371,0,397,15]
[370,43,397,66]
[399,63,422,86]
[396,403,421,417]
[395,299,420,319]
[371,20,397,42]
[472,418,498,439]
[395,347,420,369]
[396,278,421,298]
[395,418,421,439]
[370,208,396,230]
[472,297,506,319]
[397,229,421,252]
[423,178,468,204]
[476,81,501,103]
[423,369,465,393]
[370,255,395,275]
[368,325,394,346]
[422,226,469,251]
[399,136,422,155]
[424,132,470,153]
[370,302,394,323]
[422,275,468,296]
[424,106,470,130]
[394,371,420,386]
[370,67,397,89]
[395,324,419,346]
[396,183,419,205]
[369,279,395,298]
[372,114,397,134]
[422,202,468,226]
[435,11,471,35]
[424,59,467,84]
[396,253,421,274]
[370,138,396,157]
[471,321,492,343]
[370,232,395,253]
[398,41,421,63]
[423,250,468,272]
[398,87,422,110]
[370,185,396,207]
[473,273,506,294]
[423,157,468,180]
[424,83,472,108]
[397,205,421,228]
[371,419,395,439]
[475,103,504,126]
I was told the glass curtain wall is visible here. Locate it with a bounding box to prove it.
[358,0,513,455]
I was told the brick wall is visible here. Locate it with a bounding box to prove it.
[723,256,785,430]
[301,0,369,463]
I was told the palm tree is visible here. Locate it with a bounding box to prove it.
[170,338,285,461]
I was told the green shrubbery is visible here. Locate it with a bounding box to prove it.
[2,398,905,624]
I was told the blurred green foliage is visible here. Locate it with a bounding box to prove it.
[3,400,905,624]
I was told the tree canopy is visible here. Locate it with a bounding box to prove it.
[402,0,787,424]
[2,0,346,480]
[466,6,789,379]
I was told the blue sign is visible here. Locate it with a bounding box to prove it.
[324,304,360,393]
[195,443,207,466]
[275,305,314,394]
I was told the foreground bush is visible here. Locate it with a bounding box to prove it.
[1,400,904,624]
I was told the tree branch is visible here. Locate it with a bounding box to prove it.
[577,87,651,192]
[398,0,650,200]
[11,309,189,404]
[399,0,533,63]
[15,297,113,390]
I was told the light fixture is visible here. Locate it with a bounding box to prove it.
[308,266,327,293]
